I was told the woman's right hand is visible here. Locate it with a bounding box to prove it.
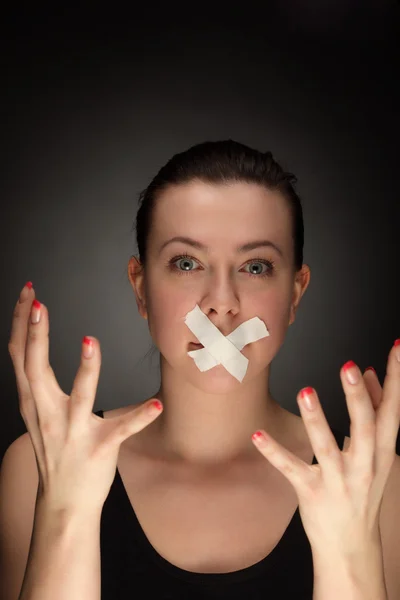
[7,283,163,514]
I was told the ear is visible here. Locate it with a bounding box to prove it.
[288,264,311,326]
[128,256,148,320]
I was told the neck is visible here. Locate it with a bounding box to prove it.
[147,361,289,467]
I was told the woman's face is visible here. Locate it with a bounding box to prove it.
[135,180,307,390]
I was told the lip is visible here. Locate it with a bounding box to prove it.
[188,342,204,348]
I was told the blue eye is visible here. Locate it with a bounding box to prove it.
[168,253,275,278]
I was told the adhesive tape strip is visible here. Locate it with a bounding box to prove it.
[184,304,270,383]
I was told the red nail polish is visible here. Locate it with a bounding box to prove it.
[25,281,33,289]
[364,366,375,374]
[300,387,315,410]
[82,336,94,358]
[343,360,356,371]
[151,400,163,411]
[300,387,314,399]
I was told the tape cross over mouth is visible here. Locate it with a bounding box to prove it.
[184,304,270,383]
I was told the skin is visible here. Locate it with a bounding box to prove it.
[125,179,400,593]
[128,180,311,466]
[7,178,397,595]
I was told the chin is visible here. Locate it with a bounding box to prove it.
[184,361,253,392]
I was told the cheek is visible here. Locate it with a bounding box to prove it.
[264,300,291,326]
[253,289,291,322]
[252,295,292,346]
[147,281,291,350]
[147,293,193,348]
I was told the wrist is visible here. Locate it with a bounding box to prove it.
[34,496,102,535]
[312,543,388,600]
[20,497,101,600]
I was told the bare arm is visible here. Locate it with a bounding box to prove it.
[19,499,102,600]
[5,284,162,600]
[312,541,388,600]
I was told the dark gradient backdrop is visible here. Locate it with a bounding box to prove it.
[1,4,399,461]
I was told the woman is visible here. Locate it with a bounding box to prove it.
[4,140,397,599]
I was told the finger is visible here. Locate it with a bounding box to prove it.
[25,300,65,418]
[339,360,376,475]
[376,341,400,459]
[343,369,382,456]
[296,387,343,484]
[106,399,163,447]
[9,286,48,461]
[69,336,102,425]
[251,423,318,495]
[8,284,38,403]
[363,368,382,411]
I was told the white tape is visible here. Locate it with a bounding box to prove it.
[184,304,270,383]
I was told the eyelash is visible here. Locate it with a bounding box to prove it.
[167,253,276,278]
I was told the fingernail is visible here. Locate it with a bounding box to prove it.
[394,339,400,363]
[19,281,33,303]
[343,360,360,384]
[150,400,163,411]
[82,336,94,358]
[300,387,315,410]
[31,299,41,324]
[252,430,266,443]
[364,366,376,374]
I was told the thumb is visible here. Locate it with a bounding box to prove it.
[107,398,163,447]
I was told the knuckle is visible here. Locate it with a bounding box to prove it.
[12,303,23,319]
[360,471,374,487]
[27,325,41,342]
[117,420,132,439]
[281,460,295,477]
[8,341,19,358]
[115,416,142,442]
[19,404,31,423]
[39,417,58,436]
[350,390,365,404]
[307,478,322,500]
[72,388,87,404]
[25,371,43,385]
[23,361,33,379]
[359,420,376,437]
[24,362,44,384]
[318,442,337,459]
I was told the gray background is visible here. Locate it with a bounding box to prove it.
[1,2,399,460]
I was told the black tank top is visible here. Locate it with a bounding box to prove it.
[95,408,345,599]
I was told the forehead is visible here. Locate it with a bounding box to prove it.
[152,181,291,243]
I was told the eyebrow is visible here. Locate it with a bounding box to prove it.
[159,236,283,257]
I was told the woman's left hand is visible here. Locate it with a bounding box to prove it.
[252,341,400,555]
